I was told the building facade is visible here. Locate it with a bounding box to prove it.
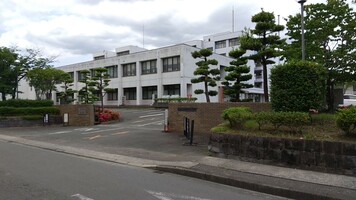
[17,31,267,105]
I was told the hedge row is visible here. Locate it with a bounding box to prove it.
[0,107,60,116]
[0,99,54,107]
[222,107,310,133]
[155,97,198,103]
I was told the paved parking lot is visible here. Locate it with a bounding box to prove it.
[0,108,208,161]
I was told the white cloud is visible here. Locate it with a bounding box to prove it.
[0,0,354,67]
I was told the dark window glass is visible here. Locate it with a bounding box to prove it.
[142,86,157,99]
[162,56,180,72]
[163,84,180,96]
[123,63,136,77]
[123,88,136,100]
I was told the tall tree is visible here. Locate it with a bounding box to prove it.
[222,48,253,102]
[283,0,356,111]
[88,68,114,112]
[0,47,18,100]
[26,67,67,100]
[191,48,220,103]
[240,9,285,102]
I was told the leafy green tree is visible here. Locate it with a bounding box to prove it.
[0,47,18,100]
[283,0,356,111]
[240,9,285,102]
[58,73,77,104]
[26,67,67,100]
[78,70,97,104]
[88,67,114,111]
[221,48,253,102]
[191,48,220,103]
[270,61,327,112]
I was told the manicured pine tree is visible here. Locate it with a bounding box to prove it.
[222,48,253,102]
[191,48,220,103]
[240,9,285,102]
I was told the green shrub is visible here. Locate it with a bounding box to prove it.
[254,112,273,130]
[254,111,310,133]
[21,115,43,120]
[310,113,336,126]
[336,107,356,135]
[281,112,310,133]
[0,99,53,107]
[270,61,326,112]
[221,107,252,128]
[0,107,60,116]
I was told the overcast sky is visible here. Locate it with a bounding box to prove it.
[0,0,354,67]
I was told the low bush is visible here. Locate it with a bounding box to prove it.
[95,108,120,122]
[0,99,53,107]
[221,107,252,128]
[254,112,272,130]
[336,107,356,135]
[154,97,198,103]
[0,107,60,116]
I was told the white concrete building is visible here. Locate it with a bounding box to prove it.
[17,31,266,105]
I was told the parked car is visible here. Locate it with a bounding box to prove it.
[341,94,356,106]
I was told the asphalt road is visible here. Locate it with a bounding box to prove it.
[0,141,289,200]
[0,108,208,161]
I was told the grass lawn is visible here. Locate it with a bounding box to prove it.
[211,113,356,144]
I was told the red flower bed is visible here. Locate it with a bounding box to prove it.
[95,108,120,122]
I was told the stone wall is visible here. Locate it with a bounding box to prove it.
[209,132,356,176]
[0,116,62,127]
[58,104,95,126]
[168,103,271,134]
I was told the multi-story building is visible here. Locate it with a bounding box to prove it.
[17,31,266,105]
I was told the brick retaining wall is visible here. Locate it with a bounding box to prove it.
[209,132,356,176]
[168,103,271,134]
[58,104,94,126]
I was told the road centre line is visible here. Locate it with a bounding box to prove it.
[139,113,163,118]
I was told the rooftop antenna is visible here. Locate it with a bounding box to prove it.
[142,24,145,48]
[232,6,235,32]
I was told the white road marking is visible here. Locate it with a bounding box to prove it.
[48,131,72,135]
[137,120,164,127]
[146,190,212,200]
[71,193,94,200]
[111,131,128,135]
[139,113,164,118]
[81,127,125,135]
[131,120,146,124]
[86,135,106,140]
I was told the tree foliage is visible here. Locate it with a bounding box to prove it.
[270,61,327,112]
[0,47,18,101]
[283,0,356,111]
[58,73,77,104]
[240,9,285,102]
[88,67,113,111]
[191,48,220,103]
[26,67,67,100]
[78,70,97,104]
[221,48,253,102]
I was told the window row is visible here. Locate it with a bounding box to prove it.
[214,38,239,49]
[75,56,180,80]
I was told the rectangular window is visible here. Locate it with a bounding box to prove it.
[106,65,118,78]
[228,38,239,47]
[215,40,226,49]
[141,60,157,75]
[107,89,118,101]
[162,56,180,72]
[142,86,157,100]
[123,87,137,100]
[68,72,74,79]
[123,63,136,77]
[77,71,86,81]
[163,84,180,96]
[117,51,129,56]
[94,55,105,60]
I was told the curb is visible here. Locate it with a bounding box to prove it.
[152,165,356,200]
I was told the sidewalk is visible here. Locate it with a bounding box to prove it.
[0,133,355,200]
